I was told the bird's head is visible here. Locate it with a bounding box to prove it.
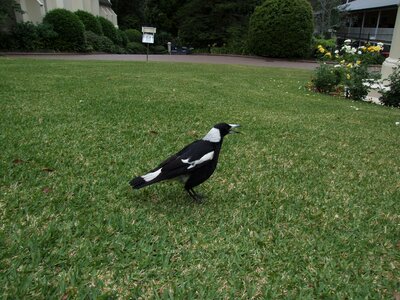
[203,123,240,143]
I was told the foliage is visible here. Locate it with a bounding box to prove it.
[380,66,400,107]
[248,0,314,58]
[126,41,147,54]
[316,39,385,65]
[124,28,142,43]
[98,16,118,44]
[344,65,374,100]
[151,45,167,54]
[178,0,260,48]
[0,0,20,32]
[43,8,85,51]
[75,10,103,36]
[312,37,336,58]
[311,39,382,100]
[36,23,58,49]
[0,58,399,299]
[11,22,39,51]
[3,21,57,51]
[154,31,173,47]
[309,0,341,38]
[311,63,343,93]
[117,29,128,47]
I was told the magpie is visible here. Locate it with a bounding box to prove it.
[129,123,240,201]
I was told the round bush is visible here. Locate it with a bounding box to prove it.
[126,42,146,54]
[117,29,128,47]
[124,29,142,43]
[97,16,118,44]
[43,8,85,51]
[75,10,102,35]
[248,0,313,58]
[12,22,39,51]
[311,64,343,93]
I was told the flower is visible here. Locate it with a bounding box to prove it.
[346,73,351,80]
[317,45,325,54]
[324,52,332,58]
[335,50,339,54]
[344,39,351,44]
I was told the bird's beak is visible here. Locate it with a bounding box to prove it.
[228,124,241,134]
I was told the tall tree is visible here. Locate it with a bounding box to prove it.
[177,0,260,47]
[112,0,144,30]
[0,0,20,32]
[309,0,341,37]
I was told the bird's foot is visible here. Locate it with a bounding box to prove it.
[187,188,205,203]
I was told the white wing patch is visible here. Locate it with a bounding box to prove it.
[142,168,162,182]
[181,151,214,169]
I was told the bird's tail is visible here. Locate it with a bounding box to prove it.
[129,167,164,189]
[129,176,148,189]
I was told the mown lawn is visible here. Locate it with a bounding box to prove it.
[0,58,399,299]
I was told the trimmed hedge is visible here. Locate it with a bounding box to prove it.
[85,30,114,53]
[248,0,313,58]
[97,16,118,44]
[43,8,85,51]
[124,29,142,43]
[75,10,102,35]
[126,42,146,54]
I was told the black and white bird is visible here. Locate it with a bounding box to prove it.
[129,123,240,201]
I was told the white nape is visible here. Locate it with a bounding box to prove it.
[142,168,162,182]
[202,128,221,143]
[182,151,214,169]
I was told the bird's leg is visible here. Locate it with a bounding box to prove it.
[186,188,204,202]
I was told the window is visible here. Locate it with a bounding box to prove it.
[364,11,379,27]
[379,9,397,28]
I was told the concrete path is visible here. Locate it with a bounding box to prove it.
[2,53,319,70]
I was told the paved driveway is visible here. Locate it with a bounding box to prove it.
[2,53,319,70]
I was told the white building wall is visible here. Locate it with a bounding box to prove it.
[15,0,117,27]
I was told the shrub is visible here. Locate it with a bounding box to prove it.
[0,31,14,49]
[75,10,102,35]
[380,67,400,107]
[313,37,336,58]
[117,29,128,47]
[97,16,118,44]
[36,23,58,49]
[97,35,114,53]
[151,45,167,54]
[84,30,115,53]
[85,30,102,51]
[344,65,373,100]
[311,64,343,93]
[126,42,146,54]
[155,31,172,47]
[124,29,142,43]
[248,0,313,58]
[12,21,39,50]
[43,8,85,51]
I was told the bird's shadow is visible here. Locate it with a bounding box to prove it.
[126,182,207,215]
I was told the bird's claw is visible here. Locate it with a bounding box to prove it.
[187,189,205,203]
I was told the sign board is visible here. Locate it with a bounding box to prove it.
[142,33,154,44]
[142,27,156,34]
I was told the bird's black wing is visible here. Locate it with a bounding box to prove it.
[156,140,215,173]
[130,140,215,189]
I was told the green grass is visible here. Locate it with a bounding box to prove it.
[0,58,399,299]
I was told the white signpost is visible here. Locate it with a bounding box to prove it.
[142,26,156,62]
